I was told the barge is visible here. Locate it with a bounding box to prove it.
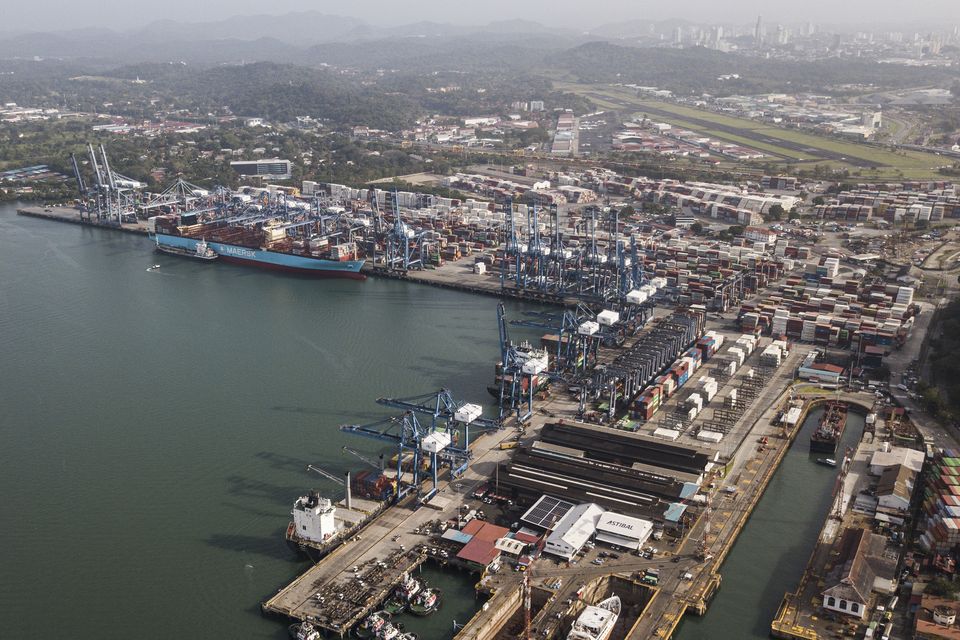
[810,401,848,454]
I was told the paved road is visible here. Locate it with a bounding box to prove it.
[883,300,960,450]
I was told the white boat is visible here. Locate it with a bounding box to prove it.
[817,458,837,467]
[288,621,322,640]
[567,595,621,640]
[377,622,400,640]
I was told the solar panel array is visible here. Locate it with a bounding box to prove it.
[521,494,575,530]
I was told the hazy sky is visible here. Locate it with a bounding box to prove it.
[5,0,960,32]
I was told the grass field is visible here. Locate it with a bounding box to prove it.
[558,83,949,179]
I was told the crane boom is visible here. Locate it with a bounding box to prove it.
[306,464,345,486]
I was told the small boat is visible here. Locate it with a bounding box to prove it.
[817,458,837,467]
[384,573,423,614]
[398,634,418,640]
[567,595,621,640]
[155,236,218,261]
[408,587,441,616]
[377,622,401,640]
[354,611,391,639]
[289,621,322,640]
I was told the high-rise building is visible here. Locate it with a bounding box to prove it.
[755,16,764,46]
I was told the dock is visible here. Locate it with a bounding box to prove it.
[17,205,150,235]
[261,391,583,634]
[770,403,906,640]
[16,205,570,304]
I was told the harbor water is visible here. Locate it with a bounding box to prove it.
[675,405,867,639]
[0,202,534,639]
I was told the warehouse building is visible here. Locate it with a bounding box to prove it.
[538,422,718,478]
[230,158,292,180]
[543,503,604,560]
[594,512,654,551]
[500,444,697,520]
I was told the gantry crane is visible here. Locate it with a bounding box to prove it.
[376,389,500,474]
[496,303,548,423]
[339,410,453,503]
[73,143,143,224]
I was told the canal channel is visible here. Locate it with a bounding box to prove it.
[675,405,867,639]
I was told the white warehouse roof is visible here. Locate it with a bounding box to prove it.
[595,512,654,542]
[543,503,604,560]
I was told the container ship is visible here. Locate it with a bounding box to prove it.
[810,401,848,453]
[149,212,365,278]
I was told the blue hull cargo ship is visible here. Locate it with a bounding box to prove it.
[150,212,365,279]
[151,233,365,277]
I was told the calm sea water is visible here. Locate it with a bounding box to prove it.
[0,203,537,639]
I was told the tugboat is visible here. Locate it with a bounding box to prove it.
[354,611,391,639]
[567,595,621,640]
[810,401,848,453]
[408,587,441,616]
[289,621,322,640]
[377,622,401,640]
[384,573,423,614]
[154,236,218,261]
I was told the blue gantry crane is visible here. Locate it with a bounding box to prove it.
[339,411,442,502]
[376,388,501,475]
[382,190,430,271]
[495,303,549,423]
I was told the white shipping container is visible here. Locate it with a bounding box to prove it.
[653,427,681,441]
[696,429,723,443]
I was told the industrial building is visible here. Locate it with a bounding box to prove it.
[820,527,896,620]
[500,422,710,523]
[543,502,604,560]
[594,512,654,551]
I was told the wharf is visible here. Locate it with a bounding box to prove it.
[16,205,150,235]
[261,392,584,634]
[17,205,569,305]
[363,263,571,305]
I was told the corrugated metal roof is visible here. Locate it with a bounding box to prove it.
[457,539,500,565]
